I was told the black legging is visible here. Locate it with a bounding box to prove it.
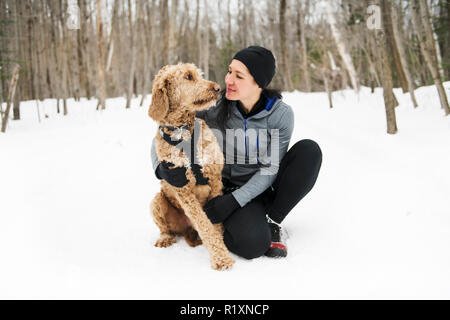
[222,139,322,259]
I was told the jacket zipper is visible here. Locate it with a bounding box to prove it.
[244,118,248,158]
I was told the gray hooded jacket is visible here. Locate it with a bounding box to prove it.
[151,97,295,207]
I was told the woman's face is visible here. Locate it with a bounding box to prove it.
[225,59,261,101]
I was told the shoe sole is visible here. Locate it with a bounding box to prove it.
[264,247,288,258]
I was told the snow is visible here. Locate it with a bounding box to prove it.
[1,83,450,299]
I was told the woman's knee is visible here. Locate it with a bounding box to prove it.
[291,139,322,163]
[224,225,271,260]
[236,231,271,260]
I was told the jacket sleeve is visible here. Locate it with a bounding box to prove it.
[151,137,160,173]
[231,105,295,207]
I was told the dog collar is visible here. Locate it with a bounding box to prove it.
[158,120,209,185]
[159,124,191,146]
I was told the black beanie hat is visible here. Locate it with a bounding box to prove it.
[232,46,276,89]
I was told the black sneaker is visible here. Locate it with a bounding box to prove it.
[265,218,288,258]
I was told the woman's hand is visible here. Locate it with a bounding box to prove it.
[155,161,189,187]
[204,193,241,224]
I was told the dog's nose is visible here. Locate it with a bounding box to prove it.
[213,84,221,92]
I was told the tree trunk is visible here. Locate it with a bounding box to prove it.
[35,1,44,102]
[365,32,381,89]
[126,0,136,109]
[80,0,92,98]
[26,2,36,101]
[1,64,20,133]
[412,0,450,115]
[391,2,419,108]
[109,0,121,97]
[192,0,200,66]
[58,0,68,115]
[322,68,333,109]
[140,0,155,107]
[202,0,210,79]
[241,0,247,47]
[77,0,88,99]
[42,1,54,100]
[279,0,294,91]
[326,4,360,93]
[168,0,178,64]
[445,0,450,80]
[375,17,398,134]
[96,0,106,110]
[13,0,23,120]
[161,0,169,66]
[227,0,232,43]
[296,0,311,92]
[0,66,4,122]
[48,0,60,112]
[381,0,408,93]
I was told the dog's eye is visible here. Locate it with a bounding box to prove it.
[185,73,193,80]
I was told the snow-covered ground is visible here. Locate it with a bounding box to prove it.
[1,83,449,299]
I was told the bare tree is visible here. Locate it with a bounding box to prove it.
[326,3,360,93]
[77,0,91,99]
[296,0,311,92]
[1,64,20,133]
[140,0,155,106]
[13,0,23,120]
[161,0,169,66]
[391,1,419,108]
[125,0,137,109]
[1,0,447,133]
[411,0,450,115]
[280,0,294,91]
[168,0,179,64]
[377,0,398,134]
[58,0,69,115]
[96,0,106,110]
[381,0,408,93]
[201,0,210,79]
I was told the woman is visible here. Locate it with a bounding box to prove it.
[152,46,322,259]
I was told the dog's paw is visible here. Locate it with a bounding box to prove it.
[211,256,235,271]
[186,239,203,247]
[184,227,202,247]
[154,236,176,248]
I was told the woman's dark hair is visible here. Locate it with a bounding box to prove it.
[216,88,282,133]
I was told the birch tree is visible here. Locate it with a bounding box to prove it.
[391,2,419,108]
[1,64,20,133]
[326,3,360,93]
[412,0,450,115]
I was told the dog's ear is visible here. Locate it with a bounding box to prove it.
[148,78,169,121]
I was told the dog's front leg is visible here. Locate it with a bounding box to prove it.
[208,177,224,199]
[174,191,235,271]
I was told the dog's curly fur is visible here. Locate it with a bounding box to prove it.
[148,63,235,270]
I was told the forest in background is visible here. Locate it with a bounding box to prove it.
[0,0,449,134]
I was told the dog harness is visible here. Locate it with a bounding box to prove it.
[158,119,209,185]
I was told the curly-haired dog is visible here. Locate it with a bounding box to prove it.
[148,63,235,270]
